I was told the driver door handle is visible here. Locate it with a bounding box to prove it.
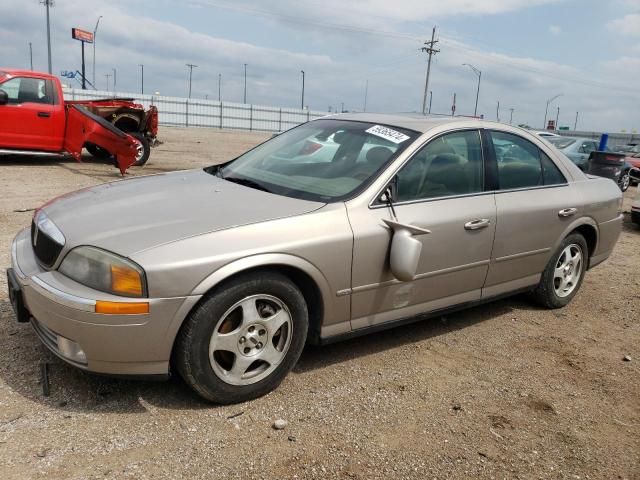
[464,218,491,230]
[558,208,577,217]
[37,111,51,118]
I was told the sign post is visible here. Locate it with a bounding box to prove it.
[71,28,94,90]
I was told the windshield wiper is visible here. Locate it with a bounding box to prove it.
[205,165,225,179]
[224,176,272,193]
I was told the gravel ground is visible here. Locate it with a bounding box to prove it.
[0,127,638,480]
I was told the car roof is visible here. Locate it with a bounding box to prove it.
[324,112,509,134]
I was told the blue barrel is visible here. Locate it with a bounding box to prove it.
[598,133,609,151]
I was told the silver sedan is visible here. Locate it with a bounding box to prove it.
[8,114,623,403]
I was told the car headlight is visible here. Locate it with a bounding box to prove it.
[59,246,147,297]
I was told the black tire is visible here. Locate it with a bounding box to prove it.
[129,132,151,166]
[532,233,588,309]
[174,272,308,404]
[618,171,630,192]
[86,143,112,159]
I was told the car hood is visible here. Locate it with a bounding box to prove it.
[42,169,324,256]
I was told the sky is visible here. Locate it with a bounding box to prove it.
[1,0,639,132]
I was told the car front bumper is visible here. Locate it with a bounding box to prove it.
[9,228,201,377]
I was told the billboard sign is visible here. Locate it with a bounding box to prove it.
[71,28,94,43]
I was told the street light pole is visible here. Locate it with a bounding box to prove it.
[555,106,560,131]
[139,64,144,94]
[92,16,102,88]
[543,93,563,129]
[462,63,481,117]
[300,70,305,110]
[243,63,247,104]
[509,108,514,125]
[40,0,54,74]
[218,73,222,101]
[29,42,33,70]
[186,63,198,98]
[574,111,579,131]
[428,90,433,114]
[112,68,116,91]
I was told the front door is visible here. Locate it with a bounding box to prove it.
[0,76,57,150]
[347,129,497,329]
[483,129,578,297]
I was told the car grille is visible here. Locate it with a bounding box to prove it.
[31,220,64,268]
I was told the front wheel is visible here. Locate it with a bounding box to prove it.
[174,272,308,404]
[129,132,151,166]
[618,171,630,192]
[532,233,588,309]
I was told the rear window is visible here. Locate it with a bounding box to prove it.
[548,137,576,149]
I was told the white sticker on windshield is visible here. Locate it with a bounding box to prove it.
[365,125,410,144]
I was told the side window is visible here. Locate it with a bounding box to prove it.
[540,151,567,185]
[0,77,52,105]
[396,130,483,202]
[491,131,566,189]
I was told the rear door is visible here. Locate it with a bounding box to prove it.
[483,129,577,297]
[0,76,59,150]
[63,105,139,174]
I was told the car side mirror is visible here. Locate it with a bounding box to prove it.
[0,90,8,106]
[382,219,431,282]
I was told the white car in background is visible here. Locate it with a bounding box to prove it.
[534,131,561,138]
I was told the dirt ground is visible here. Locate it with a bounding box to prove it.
[0,127,638,480]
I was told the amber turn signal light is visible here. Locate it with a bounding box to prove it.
[111,265,143,297]
[95,301,149,315]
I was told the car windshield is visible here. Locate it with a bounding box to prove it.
[210,119,419,202]
[548,137,576,149]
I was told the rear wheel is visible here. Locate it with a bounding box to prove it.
[175,272,308,404]
[532,233,588,309]
[618,171,630,192]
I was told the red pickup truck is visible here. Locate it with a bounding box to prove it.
[0,69,156,174]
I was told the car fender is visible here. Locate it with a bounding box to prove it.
[190,253,333,304]
[551,215,599,259]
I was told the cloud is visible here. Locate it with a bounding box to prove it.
[549,25,562,35]
[608,13,640,36]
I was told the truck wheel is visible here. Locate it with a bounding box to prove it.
[86,143,112,160]
[174,272,308,404]
[618,172,630,192]
[130,133,151,166]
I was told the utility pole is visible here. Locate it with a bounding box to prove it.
[496,100,500,122]
[462,64,481,117]
[428,91,433,114]
[509,108,514,125]
[139,64,144,94]
[41,0,54,74]
[243,63,248,103]
[451,93,456,116]
[300,70,305,110]
[543,93,562,129]
[92,16,102,88]
[341,102,344,113]
[218,73,222,101]
[29,42,33,70]
[363,79,368,112]
[574,111,579,131]
[112,68,116,91]
[186,63,197,98]
[421,26,440,115]
[555,106,560,131]
[104,73,111,91]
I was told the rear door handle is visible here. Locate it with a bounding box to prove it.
[558,208,577,217]
[37,111,51,118]
[464,218,491,230]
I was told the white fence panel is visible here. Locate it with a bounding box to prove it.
[62,88,327,133]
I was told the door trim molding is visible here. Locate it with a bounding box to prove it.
[341,259,490,296]
[494,247,550,263]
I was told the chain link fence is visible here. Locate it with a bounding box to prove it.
[63,88,328,133]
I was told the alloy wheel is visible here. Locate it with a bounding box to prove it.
[553,244,583,298]
[208,294,293,386]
